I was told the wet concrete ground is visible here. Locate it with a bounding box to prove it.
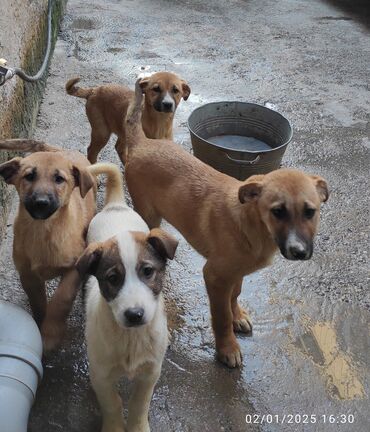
[0,0,369,431]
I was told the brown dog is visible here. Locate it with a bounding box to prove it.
[123,82,329,368]
[0,139,96,351]
[66,71,191,163]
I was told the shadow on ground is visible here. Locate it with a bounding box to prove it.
[324,0,370,29]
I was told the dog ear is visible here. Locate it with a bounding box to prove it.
[147,228,179,260]
[72,166,95,198]
[76,243,102,278]
[238,181,263,204]
[0,157,22,184]
[181,81,191,100]
[138,77,150,93]
[310,175,329,202]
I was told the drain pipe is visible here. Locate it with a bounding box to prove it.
[0,0,54,86]
[0,300,43,432]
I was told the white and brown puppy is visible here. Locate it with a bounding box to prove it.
[66,71,191,163]
[76,163,178,432]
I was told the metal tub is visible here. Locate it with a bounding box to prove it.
[188,102,293,180]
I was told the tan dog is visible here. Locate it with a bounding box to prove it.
[0,139,97,351]
[123,82,329,368]
[66,71,191,163]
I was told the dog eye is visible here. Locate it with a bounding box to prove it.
[172,86,179,94]
[55,175,65,184]
[152,86,161,93]
[24,172,35,182]
[106,273,120,285]
[304,207,316,219]
[142,265,155,279]
[271,206,287,220]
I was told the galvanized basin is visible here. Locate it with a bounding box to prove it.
[188,101,293,180]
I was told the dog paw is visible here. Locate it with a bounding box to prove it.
[41,320,65,352]
[217,344,243,368]
[233,308,252,334]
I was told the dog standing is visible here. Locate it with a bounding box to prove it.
[0,139,96,351]
[76,163,178,432]
[122,81,329,368]
[66,71,191,163]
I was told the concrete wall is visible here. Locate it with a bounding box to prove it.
[0,0,65,240]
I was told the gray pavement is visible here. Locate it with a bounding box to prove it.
[0,0,369,431]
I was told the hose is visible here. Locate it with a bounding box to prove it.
[0,0,53,86]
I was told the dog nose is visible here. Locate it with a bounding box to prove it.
[162,101,173,111]
[34,196,50,209]
[288,245,308,260]
[124,307,145,325]
[26,193,58,219]
[284,231,312,260]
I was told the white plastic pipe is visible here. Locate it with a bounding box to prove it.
[0,300,43,432]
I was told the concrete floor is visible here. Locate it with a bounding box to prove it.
[0,0,369,431]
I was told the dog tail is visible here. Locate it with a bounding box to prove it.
[125,78,145,143]
[66,77,93,99]
[0,138,60,152]
[87,163,125,205]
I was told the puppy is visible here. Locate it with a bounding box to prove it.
[76,163,178,432]
[123,81,329,368]
[66,71,191,163]
[0,138,96,351]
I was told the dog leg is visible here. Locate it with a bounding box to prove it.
[41,268,82,351]
[132,201,162,229]
[231,279,252,334]
[127,366,160,432]
[90,368,125,432]
[203,261,242,368]
[142,212,162,230]
[115,136,127,164]
[126,173,162,228]
[19,270,47,326]
[87,127,111,164]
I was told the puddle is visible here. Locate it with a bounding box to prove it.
[227,257,370,428]
[161,224,370,417]
[296,322,365,400]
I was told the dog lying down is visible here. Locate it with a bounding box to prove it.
[77,163,178,432]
